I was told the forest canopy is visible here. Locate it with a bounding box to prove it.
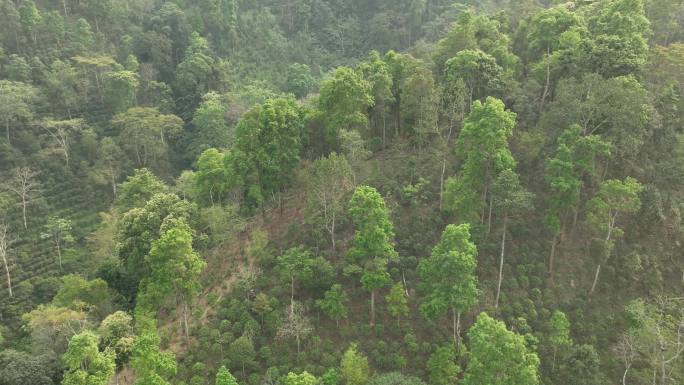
[1,1,684,385]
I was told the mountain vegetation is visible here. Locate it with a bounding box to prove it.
[1,0,683,385]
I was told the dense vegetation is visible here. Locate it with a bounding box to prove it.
[1,0,683,384]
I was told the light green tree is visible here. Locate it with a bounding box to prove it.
[444,97,516,225]
[284,371,317,385]
[426,346,460,385]
[545,125,611,275]
[216,365,239,385]
[318,66,373,147]
[305,153,354,252]
[444,49,502,106]
[491,169,534,308]
[548,310,572,372]
[341,343,370,385]
[116,168,167,211]
[277,246,315,313]
[188,92,229,160]
[0,80,37,144]
[140,218,206,338]
[40,216,74,271]
[462,313,540,385]
[61,331,115,385]
[130,312,176,385]
[385,282,409,325]
[348,186,397,326]
[418,224,479,345]
[587,177,643,294]
[316,284,348,328]
[194,148,229,206]
[225,97,304,209]
[112,107,183,169]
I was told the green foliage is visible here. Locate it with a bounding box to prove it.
[462,313,540,385]
[444,49,503,102]
[549,311,572,348]
[226,96,304,209]
[116,168,167,211]
[340,343,370,385]
[385,282,409,321]
[587,177,644,244]
[418,224,478,324]
[316,284,348,326]
[368,372,426,385]
[0,349,58,385]
[216,365,239,385]
[444,97,516,221]
[426,346,460,385]
[285,64,317,98]
[318,67,373,146]
[283,371,317,385]
[131,313,177,385]
[61,331,115,385]
[138,218,206,312]
[188,92,230,160]
[348,186,397,324]
[112,107,183,171]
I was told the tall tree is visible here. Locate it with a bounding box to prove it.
[491,169,534,309]
[112,107,183,170]
[462,313,540,385]
[385,281,409,326]
[586,177,643,294]
[340,343,370,385]
[583,0,651,77]
[548,310,572,373]
[40,217,74,270]
[0,80,37,144]
[277,246,315,314]
[130,313,176,385]
[418,223,479,345]
[0,223,12,297]
[545,125,611,275]
[225,97,304,209]
[215,366,239,385]
[444,97,516,224]
[40,118,84,167]
[305,153,354,252]
[443,49,503,106]
[426,346,460,385]
[316,284,348,328]
[348,186,397,326]
[318,66,373,147]
[140,218,206,338]
[276,301,313,353]
[61,331,115,385]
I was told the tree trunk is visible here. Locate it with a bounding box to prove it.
[290,275,295,315]
[331,210,336,253]
[589,263,601,295]
[2,255,11,298]
[549,232,558,276]
[5,120,9,145]
[370,289,375,326]
[622,362,631,385]
[439,157,446,210]
[56,239,62,270]
[21,196,28,230]
[539,46,551,115]
[552,346,557,372]
[452,307,461,349]
[495,214,507,309]
[183,302,189,340]
[487,193,493,235]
